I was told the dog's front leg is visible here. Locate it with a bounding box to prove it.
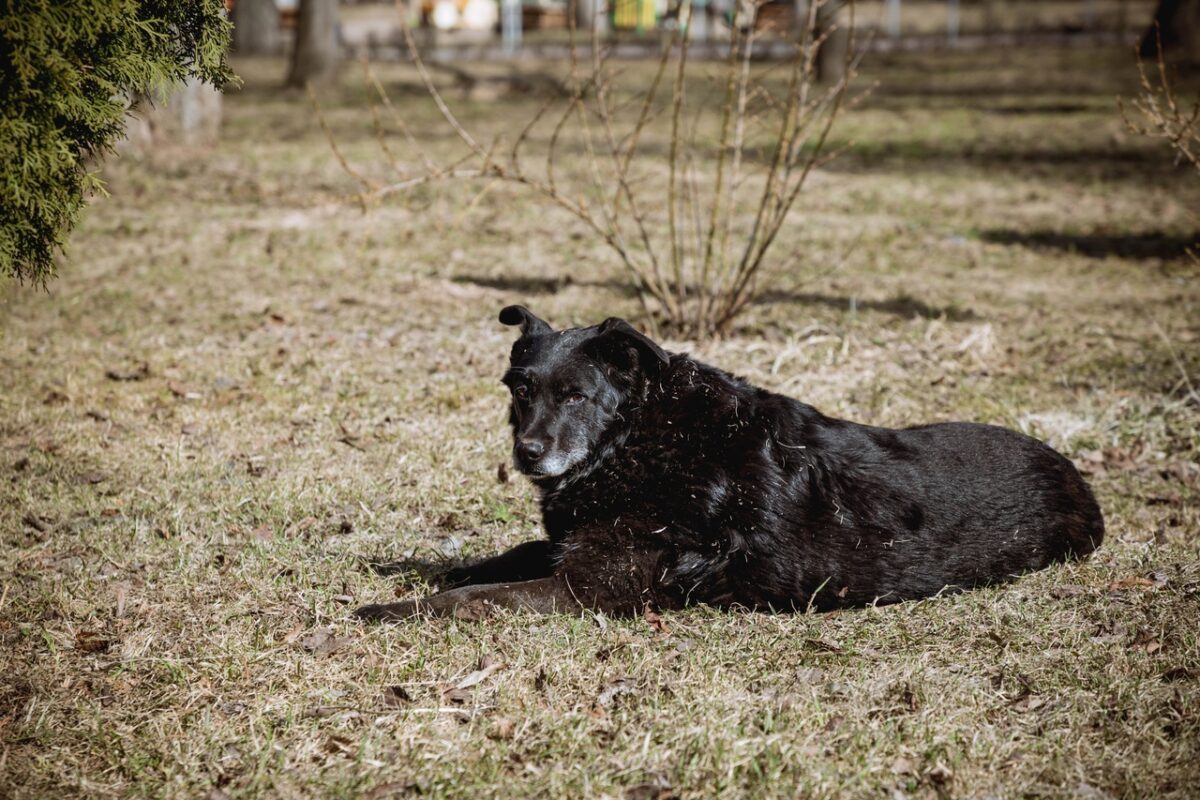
[354,576,577,622]
[442,539,555,587]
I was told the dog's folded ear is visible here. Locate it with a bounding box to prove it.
[588,317,670,383]
[499,305,553,337]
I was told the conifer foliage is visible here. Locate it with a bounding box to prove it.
[0,1,233,284]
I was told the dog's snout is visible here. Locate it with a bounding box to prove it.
[516,438,547,461]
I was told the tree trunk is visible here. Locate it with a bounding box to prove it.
[122,79,223,152]
[815,1,850,84]
[1141,0,1200,59]
[575,0,610,35]
[233,0,280,55]
[286,0,340,88]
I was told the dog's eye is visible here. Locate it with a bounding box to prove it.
[564,392,586,405]
[514,385,529,400]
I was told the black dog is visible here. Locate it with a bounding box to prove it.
[355,306,1104,621]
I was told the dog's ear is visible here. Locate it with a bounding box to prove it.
[588,317,670,383]
[499,305,553,337]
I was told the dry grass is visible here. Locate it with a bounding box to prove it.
[2,45,1199,799]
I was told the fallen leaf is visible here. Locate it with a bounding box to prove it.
[441,687,473,705]
[643,607,670,635]
[1108,576,1155,591]
[323,735,356,756]
[625,774,675,800]
[364,782,420,799]
[281,622,306,644]
[596,676,640,708]
[22,512,50,533]
[105,362,149,382]
[43,389,70,405]
[114,583,129,618]
[928,762,953,785]
[250,524,272,542]
[891,756,916,776]
[298,627,354,657]
[456,656,504,689]
[167,380,201,400]
[1051,584,1088,598]
[1091,623,1129,644]
[488,717,515,740]
[1131,630,1162,654]
[383,686,412,707]
[1011,693,1046,712]
[76,630,112,653]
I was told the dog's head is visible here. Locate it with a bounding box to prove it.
[498,305,670,479]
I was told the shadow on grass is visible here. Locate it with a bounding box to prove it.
[452,272,636,296]
[362,555,452,584]
[454,275,979,322]
[759,290,981,322]
[981,229,1200,260]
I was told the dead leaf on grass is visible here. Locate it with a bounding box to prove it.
[1131,629,1162,654]
[75,630,112,653]
[105,362,149,382]
[891,756,916,776]
[1108,575,1156,591]
[383,686,413,707]
[643,607,670,635]
[43,388,70,405]
[456,654,504,690]
[167,381,202,400]
[625,774,676,800]
[1051,584,1088,598]
[441,687,474,705]
[22,512,51,534]
[323,735,356,756]
[928,762,954,786]
[298,627,355,657]
[1010,692,1046,712]
[595,676,641,710]
[488,717,515,740]
[364,782,421,799]
[114,583,129,619]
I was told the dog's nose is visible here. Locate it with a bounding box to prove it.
[516,438,546,461]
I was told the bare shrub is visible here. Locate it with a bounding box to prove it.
[1121,29,1200,176]
[319,0,862,339]
[1121,27,1200,266]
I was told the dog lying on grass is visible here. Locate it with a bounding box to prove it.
[355,306,1104,622]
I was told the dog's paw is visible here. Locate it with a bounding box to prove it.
[353,600,422,623]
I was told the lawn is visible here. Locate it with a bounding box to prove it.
[1,43,1198,798]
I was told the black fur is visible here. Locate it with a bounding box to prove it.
[355,307,1104,622]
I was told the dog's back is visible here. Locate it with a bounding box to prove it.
[543,355,1104,611]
